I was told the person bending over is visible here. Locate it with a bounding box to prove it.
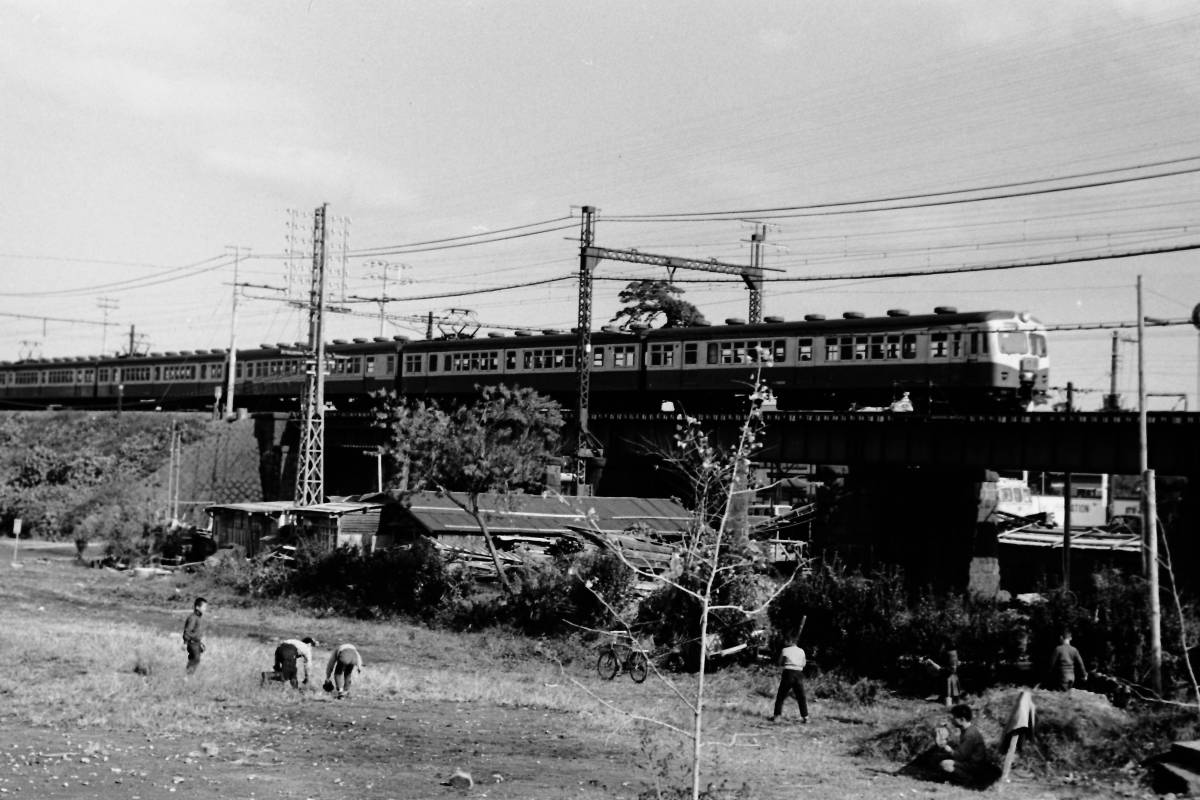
[274,636,318,689]
[325,643,363,698]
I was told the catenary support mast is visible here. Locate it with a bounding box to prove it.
[295,204,329,507]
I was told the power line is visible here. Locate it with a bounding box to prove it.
[607,156,1200,221]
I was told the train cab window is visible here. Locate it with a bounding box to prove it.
[365,356,376,375]
[592,347,604,368]
[612,345,636,368]
[870,335,885,360]
[1031,333,1047,357]
[683,343,697,365]
[798,338,813,362]
[998,331,1028,355]
[648,343,675,367]
[853,336,868,361]
[901,334,917,359]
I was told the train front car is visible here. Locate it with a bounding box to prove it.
[977,311,1048,410]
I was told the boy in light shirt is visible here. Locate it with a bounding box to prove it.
[770,637,809,723]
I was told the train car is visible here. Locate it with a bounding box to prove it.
[396,327,644,409]
[642,307,1048,412]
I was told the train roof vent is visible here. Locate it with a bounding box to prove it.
[629,322,649,331]
[275,342,292,349]
[331,339,349,345]
[763,315,785,323]
[804,314,826,322]
[150,352,163,357]
[514,329,533,337]
[87,355,100,361]
[724,317,746,325]
[351,337,367,343]
[600,324,619,333]
[392,335,410,343]
[181,350,195,355]
[211,348,226,354]
[164,351,178,356]
[934,306,958,315]
[372,337,390,343]
[486,331,506,338]
[886,309,910,317]
[541,329,560,335]
[842,311,865,319]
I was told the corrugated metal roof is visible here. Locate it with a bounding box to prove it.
[997,527,1141,553]
[205,501,297,516]
[404,492,691,536]
[293,501,385,518]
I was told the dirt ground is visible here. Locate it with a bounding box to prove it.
[0,542,1150,800]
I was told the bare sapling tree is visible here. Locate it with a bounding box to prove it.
[1155,514,1200,706]
[375,384,565,595]
[573,363,804,800]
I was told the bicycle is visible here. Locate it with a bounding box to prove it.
[596,633,650,683]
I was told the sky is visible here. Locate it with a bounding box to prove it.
[1,0,1198,411]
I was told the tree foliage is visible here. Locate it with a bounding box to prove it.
[375,384,566,593]
[610,280,708,329]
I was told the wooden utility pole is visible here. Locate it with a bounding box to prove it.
[1137,275,1162,693]
[224,246,246,418]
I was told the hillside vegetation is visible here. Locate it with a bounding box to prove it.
[0,410,261,542]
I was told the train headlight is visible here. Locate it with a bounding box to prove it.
[1019,370,1034,382]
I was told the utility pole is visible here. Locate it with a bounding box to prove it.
[224,246,248,418]
[294,204,329,507]
[1137,275,1162,694]
[97,297,118,356]
[1062,382,1073,591]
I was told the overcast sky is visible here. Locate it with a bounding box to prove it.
[1,0,1197,410]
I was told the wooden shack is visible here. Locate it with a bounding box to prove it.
[291,495,406,553]
[204,501,296,556]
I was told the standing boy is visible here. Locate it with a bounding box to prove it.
[1048,630,1088,690]
[770,637,809,723]
[182,597,208,675]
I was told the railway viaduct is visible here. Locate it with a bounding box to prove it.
[258,410,1199,591]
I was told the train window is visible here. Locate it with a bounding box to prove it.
[99,368,109,382]
[824,338,839,361]
[683,343,697,365]
[884,335,900,360]
[443,354,453,372]
[505,351,517,370]
[428,354,438,372]
[612,345,636,368]
[998,332,1027,355]
[853,336,868,361]
[870,335,885,360]
[950,333,964,357]
[649,343,675,367]
[1031,333,1047,357]
[404,354,422,373]
[386,355,395,374]
[969,331,986,355]
[365,356,376,375]
[15,371,39,385]
[707,343,719,365]
[200,365,207,379]
[930,333,947,358]
[154,367,161,381]
[592,347,604,368]
[798,338,813,362]
[212,364,224,380]
[902,334,917,359]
